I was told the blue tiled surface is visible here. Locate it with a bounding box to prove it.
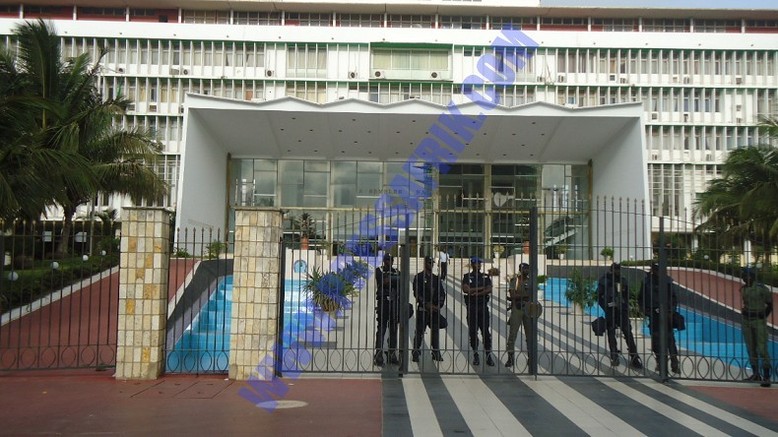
[167,277,232,373]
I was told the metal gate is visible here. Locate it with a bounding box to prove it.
[164,228,233,374]
[0,220,119,370]
[276,199,777,382]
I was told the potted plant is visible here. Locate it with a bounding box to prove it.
[600,246,614,262]
[629,282,646,337]
[564,267,597,314]
[304,267,355,313]
[293,213,317,250]
[556,244,568,260]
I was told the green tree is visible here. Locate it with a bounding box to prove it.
[695,115,778,262]
[0,22,92,222]
[0,20,167,253]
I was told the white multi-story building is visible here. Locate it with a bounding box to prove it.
[0,1,776,250]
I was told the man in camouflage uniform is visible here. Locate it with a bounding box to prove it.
[740,268,773,387]
[505,263,534,369]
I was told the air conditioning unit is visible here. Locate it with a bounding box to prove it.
[736,104,742,112]
[265,69,273,77]
[672,75,678,83]
[736,117,743,124]
[620,77,628,84]
[148,103,158,113]
[179,106,185,114]
[170,68,180,75]
[651,111,659,120]
[536,76,545,82]
[430,71,441,79]
[735,76,743,85]
[705,153,713,161]
[126,103,135,113]
[182,69,189,75]
[609,74,616,82]
[557,73,566,83]
[373,70,386,79]
[683,76,691,84]
[651,153,659,160]
[683,112,690,121]
[348,71,357,79]
[117,67,125,74]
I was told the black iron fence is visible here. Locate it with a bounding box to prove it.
[0,220,120,370]
[277,200,777,382]
[164,227,233,374]
[6,199,774,383]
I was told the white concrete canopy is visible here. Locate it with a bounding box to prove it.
[177,94,649,259]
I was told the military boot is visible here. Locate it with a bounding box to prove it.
[504,352,515,368]
[761,368,772,388]
[373,350,384,366]
[629,353,643,370]
[670,355,680,375]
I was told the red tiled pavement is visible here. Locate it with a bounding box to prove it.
[670,268,777,325]
[686,384,778,423]
[0,373,382,436]
[0,259,197,370]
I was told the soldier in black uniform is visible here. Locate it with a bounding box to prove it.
[639,263,680,374]
[597,263,643,369]
[412,256,446,362]
[462,256,495,366]
[374,254,400,366]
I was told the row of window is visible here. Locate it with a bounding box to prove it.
[650,164,719,218]
[233,160,586,211]
[556,49,778,77]
[100,73,777,124]
[647,126,765,153]
[4,5,777,32]
[55,39,778,84]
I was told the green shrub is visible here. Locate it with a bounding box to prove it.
[206,241,228,259]
[172,247,191,258]
[565,267,597,311]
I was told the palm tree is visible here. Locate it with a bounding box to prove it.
[695,115,778,261]
[0,20,167,253]
[0,30,92,223]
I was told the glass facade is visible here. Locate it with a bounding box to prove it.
[230,159,590,256]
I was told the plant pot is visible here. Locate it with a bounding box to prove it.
[301,236,310,250]
[630,317,646,337]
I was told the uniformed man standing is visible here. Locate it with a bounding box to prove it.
[597,263,643,369]
[639,263,680,374]
[740,268,773,387]
[412,256,446,362]
[373,254,400,366]
[505,263,534,368]
[462,256,495,366]
[437,245,450,281]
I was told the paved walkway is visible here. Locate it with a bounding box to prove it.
[0,371,775,436]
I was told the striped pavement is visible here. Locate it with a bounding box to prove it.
[383,374,778,436]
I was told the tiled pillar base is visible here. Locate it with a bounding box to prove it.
[229,208,282,381]
[115,208,170,380]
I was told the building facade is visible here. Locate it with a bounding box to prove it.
[0,1,776,244]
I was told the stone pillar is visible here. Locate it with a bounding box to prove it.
[115,208,171,380]
[229,208,282,380]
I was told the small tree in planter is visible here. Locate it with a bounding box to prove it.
[556,244,568,260]
[564,267,597,313]
[600,246,614,262]
[304,267,355,313]
[292,213,317,250]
